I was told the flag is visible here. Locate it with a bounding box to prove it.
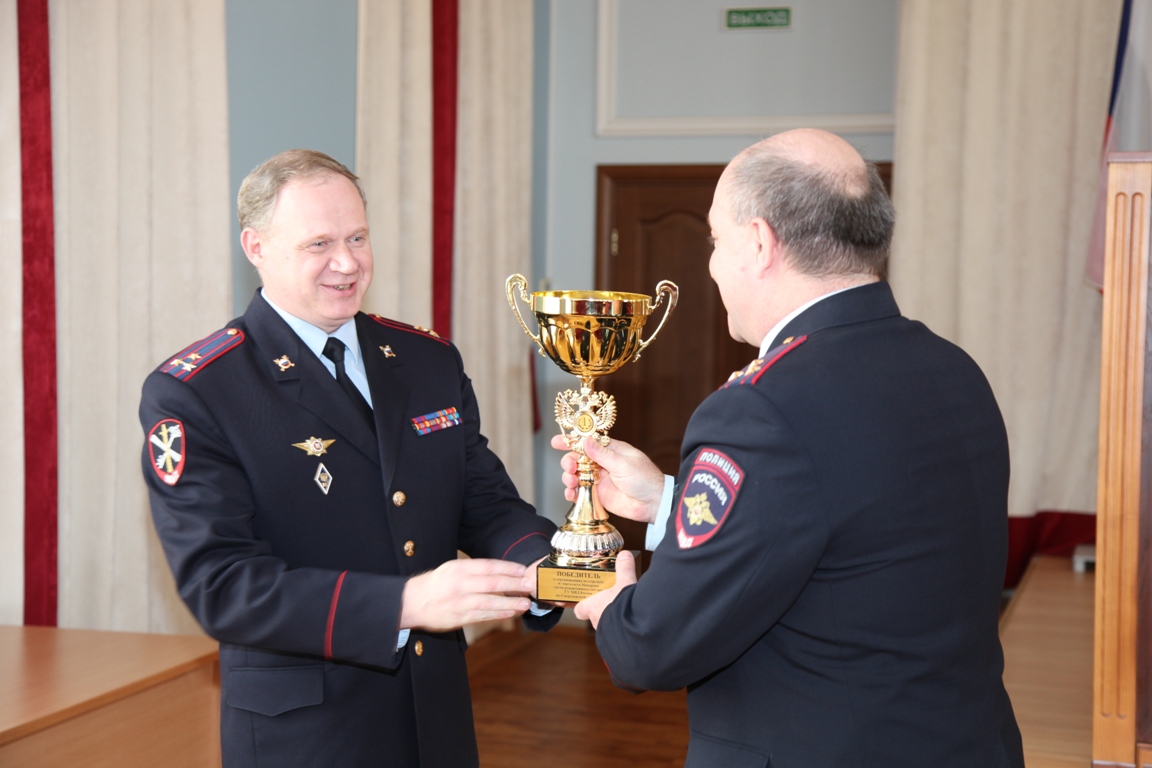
[1087,0,1152,289]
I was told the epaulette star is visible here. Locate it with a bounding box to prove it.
[160,328,245,381]
[720,335,808,389]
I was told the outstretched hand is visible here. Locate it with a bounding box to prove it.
[574,550,638,628]
[400,558,531,633]
[551,434,665,525]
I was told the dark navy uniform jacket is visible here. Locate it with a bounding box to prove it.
[140,293,556,768]
[594,282,1024,768]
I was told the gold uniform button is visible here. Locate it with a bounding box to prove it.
[404,540,415,557]
[392,491,407,507]
[414,640,424,656]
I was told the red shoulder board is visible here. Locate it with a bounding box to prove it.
[160,328,245,381]
[368,314,450,345]
[720,335,807,390]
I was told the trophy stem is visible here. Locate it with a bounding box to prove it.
[550,456,623,569]
[571,454,607,524]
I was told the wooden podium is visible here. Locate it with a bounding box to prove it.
[1095,153,1152,767]
[0,626,220,767]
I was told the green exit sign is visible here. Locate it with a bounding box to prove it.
[726,7,792,29]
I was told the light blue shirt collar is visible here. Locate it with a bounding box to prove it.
[261,289,364,369]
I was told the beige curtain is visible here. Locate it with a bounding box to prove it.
[356,0,534,497]
[356,0,434,328]
[890,0,1122,518]
[0,0,25,625]
[51,0,231,632]
[452,0,536,501]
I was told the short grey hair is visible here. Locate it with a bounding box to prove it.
[725,145,895,279]
[237,149,366,231]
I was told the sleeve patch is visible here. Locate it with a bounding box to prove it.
[147,418,186,485]
[160,328,245,381]
[675,449,744,549]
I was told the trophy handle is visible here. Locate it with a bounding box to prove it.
[505,273,543,350]
[636,280,679,358]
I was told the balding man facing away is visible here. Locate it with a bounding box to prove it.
[557,129,1024,767]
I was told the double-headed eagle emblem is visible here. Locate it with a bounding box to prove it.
[683,492,718,526]
[555,386,616,451]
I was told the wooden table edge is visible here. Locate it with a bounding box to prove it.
[0,643,218,747]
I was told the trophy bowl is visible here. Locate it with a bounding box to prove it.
[530,291,656,379]
[506,274,678,602]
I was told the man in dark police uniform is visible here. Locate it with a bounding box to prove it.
[140,149,556,767]
[558,129,1024,767]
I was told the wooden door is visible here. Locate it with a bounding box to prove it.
[594,165,757,552]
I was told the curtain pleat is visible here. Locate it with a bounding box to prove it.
[52,0,231,632]
[452,0,535,502]
[890,0,1123,519]
[356,0,434,327]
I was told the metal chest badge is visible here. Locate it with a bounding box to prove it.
[675,448,744,549]
[314,463,334,495]
[148,418,186,486]
[293,437,335,456]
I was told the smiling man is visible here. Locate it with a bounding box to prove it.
[139,149,557,768]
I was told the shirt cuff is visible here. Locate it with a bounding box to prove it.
[645,475,676,551]
[398,604,552,650]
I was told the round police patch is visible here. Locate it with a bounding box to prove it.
[148,418,186,486]
[675,448,744,549]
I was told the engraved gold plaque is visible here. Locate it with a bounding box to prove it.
[506,274,678,602]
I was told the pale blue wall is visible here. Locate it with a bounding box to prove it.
[225,0,359,317]
[613,0,896,121]
[531,0,899,512]
[537,0,897,293]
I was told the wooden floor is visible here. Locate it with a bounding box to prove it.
[468,626,689,767]
[469,555,1094,767]
[1000,556,1095,768]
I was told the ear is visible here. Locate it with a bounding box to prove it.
[240,227,264,268]
[748,217,779,276]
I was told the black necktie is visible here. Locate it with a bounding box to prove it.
[322,337,375,430]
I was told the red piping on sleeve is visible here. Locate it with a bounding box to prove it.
[325,570,348,660]
[502,531,547,560]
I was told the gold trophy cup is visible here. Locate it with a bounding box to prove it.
[506,274,678,602]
